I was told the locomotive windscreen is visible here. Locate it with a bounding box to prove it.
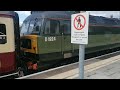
[21,18,42,35]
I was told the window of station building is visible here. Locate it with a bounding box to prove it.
[44,20,60,35]
[0,24,7,44]
[61,20,71,35]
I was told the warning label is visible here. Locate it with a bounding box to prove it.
[71,12,89,44]
[74,15,86,30]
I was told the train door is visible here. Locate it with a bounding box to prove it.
[61,20,72,58]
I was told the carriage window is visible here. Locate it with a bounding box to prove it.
[44,20,60,35]
[0,24,7,44]
[61,21,70,35]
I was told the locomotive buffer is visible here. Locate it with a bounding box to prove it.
[71,11,89,79]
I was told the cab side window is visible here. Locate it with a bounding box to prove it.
[44,19,60,35]
[61,20,70,35]
[50,20,60,35]
[44,20,50,35]
[32,18,42,35]
[0,24,7,44]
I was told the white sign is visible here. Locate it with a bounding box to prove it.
[71,12,89,44]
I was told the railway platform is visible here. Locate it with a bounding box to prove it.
[17,51,120,79]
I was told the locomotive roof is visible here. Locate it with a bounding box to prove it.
[24,11,120,26]
[24,11,73,21]
[89,15,120,25]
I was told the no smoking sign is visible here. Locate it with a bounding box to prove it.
[71,12,89,44]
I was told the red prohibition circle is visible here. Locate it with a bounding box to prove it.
[74,15,86,30]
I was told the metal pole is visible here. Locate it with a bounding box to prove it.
[79,11,85,79]
[79,44,85,79]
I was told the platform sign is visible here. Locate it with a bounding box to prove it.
[71,12,89,44]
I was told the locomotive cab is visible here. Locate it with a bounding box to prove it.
[20,11,73,72]
[20,18,43,57]
[20,16,43,73]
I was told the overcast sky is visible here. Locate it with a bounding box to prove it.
[15,11,120,26]
[15,11,31,25]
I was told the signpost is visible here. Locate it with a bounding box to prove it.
[71,11,89,79]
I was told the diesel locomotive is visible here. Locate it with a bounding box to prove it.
[20,11,120,74]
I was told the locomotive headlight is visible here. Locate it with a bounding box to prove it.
[33,47,36,50]
[32,40,36,42]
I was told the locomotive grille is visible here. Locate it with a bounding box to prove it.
[21,39,31,49]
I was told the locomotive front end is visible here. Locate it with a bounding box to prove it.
[20,17,43,72]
